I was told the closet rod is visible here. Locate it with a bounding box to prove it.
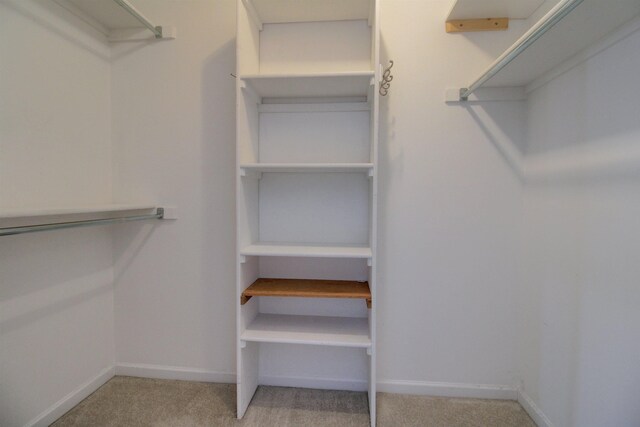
[459,0,584,101]
[0,208,164,237]
[112,0,163,38]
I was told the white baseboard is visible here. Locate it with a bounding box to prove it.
[518,390,553,427]
[115,362,236,384]
[27,365,115,427]
[259,374,368,392]
[377,379,518,400]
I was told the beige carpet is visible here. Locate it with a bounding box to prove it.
[53,377,536,426]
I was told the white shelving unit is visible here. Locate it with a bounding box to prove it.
[236,0,379,424]
[448,0,640,101]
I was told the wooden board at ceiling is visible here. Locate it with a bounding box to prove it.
[446,18,509,33]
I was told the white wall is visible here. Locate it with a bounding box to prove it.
[0,1,114,426]
[519,18,640,427]
[111,0,237,379]
[109,0,527,395]
[376,0,526,392]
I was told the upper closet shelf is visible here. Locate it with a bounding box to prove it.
[240,163,374,175]
[447,0,545,20]
[56,0,176,41]
[450,0,640,101]
[243,0,373,27]
[241,72,375,99]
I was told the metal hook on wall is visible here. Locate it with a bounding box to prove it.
[379,60,394,96]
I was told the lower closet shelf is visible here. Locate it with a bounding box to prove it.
[240,313,371,348]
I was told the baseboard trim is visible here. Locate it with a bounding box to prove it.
[27,365,115,427]
[115,363,236,383]
[259,374,368,392]
[377,379,518,400]
[518,390,553,427]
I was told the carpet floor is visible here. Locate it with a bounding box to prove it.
[52,377,536,426]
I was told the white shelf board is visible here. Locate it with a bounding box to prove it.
[240,163,374,174]
[241,313,371,348]
[258,102,371,113]
[0,204,156,220]
[447,0,545,20]
[240,243,372,259]
[63,0,144,30]
[241,72,374,98]
[476,0,640,89]
[247,0,372,24]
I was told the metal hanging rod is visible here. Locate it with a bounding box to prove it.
[112,0,163,39]
[459,0,584,101]
[0,208,164,237]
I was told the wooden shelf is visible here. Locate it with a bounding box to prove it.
[240,243,372,259]
[241,278,371,307]
[240,163,374,174]
[241,313,371,348]
[245,0,373,25]
[241,72,374,98]
[467,0,640,89]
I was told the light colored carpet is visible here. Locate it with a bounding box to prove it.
[52,377,536,426]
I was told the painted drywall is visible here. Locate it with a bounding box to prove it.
[0,1,114,426]
[376,0,526,390]
[519,18,640,427]
[110,0,527,393]
[110,0,237,379]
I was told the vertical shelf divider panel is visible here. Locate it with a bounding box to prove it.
[236,1,379,425]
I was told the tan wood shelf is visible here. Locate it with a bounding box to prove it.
[241,278,371,308]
